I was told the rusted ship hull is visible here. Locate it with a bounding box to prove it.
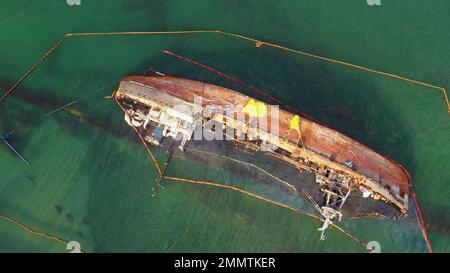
[114,74,412,233]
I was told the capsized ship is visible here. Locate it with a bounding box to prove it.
[114,73,412,239]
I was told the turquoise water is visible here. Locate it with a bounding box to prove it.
[0,0,449,252]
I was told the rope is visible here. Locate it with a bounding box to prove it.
[215,30,450,114]
[161,50,321,123]
[1,29,440,253]
[160,49,416,193]
[187,147,298,194]
[0,214,86,253]
[164,175,369,249]
[0,35,68,104]
[113,96,369,251]
[2,80,120,140]
[1,29,448,113]
[114,95,162,176]
[412,190,433,253]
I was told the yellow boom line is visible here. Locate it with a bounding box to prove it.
[0,30,448,114]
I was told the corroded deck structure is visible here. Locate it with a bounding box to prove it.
[114,74,412,237]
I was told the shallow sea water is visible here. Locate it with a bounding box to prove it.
[0,0,449,252]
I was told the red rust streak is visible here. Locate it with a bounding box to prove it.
[161,50,413,189]
[114,95,162,176]
[162,50,321,124]
[412,191,433,253]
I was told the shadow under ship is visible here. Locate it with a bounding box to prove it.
[114,73,412,240]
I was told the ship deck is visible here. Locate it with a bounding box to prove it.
[120,75,411,198]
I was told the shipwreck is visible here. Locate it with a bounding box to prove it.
[114,72,412,240]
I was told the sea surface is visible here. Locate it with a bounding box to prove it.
[0,0,449,252]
